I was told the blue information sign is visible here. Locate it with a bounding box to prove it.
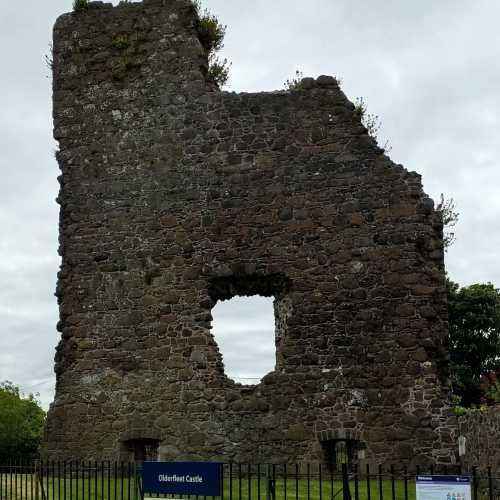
[416,475,471,500]
[142,462,222,497]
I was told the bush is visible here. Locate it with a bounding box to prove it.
[0,381,46,461]
[437,194,459,250]
[480,370,500,405]
[192,1,230,88]
[354,96,392,153]
[207,55,231,88]
[193,2,226,53]
[284,70,305,91]
[73,0,89,11]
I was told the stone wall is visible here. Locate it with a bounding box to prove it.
[43,0,457,466]
[458,406,500,472]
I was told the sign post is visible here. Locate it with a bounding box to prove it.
[142,462,222,499]
[416,475,472,500]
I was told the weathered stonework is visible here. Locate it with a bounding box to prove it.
[43,0,457,466]
[458,406,500,472]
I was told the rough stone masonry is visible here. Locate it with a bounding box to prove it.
[43,0,457,466]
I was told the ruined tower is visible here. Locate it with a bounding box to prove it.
[43,0,456,466]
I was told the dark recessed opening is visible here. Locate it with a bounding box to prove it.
[125,439,159,462]
[322,439,360,472]
[208,273,291,302]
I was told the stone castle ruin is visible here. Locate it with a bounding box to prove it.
[43,0,457,467]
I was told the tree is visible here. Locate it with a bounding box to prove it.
[447,279,500,406]
[0,381,46,461]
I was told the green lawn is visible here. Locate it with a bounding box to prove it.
[0,474,420,500]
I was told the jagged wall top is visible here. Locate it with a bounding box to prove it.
[45,0,454,466]
[53,0,208,95]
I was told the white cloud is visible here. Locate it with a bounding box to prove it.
[212,296,276,383]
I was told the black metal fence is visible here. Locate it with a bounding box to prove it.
[0,462,498,500]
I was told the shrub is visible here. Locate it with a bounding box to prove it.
[437,194,459,250]
[354,96,392,153]
[480,370,500,405]
[193,2,226,53]
[207,55,231,88]
[192,0,230,88]
[73,0,89,11]
[284,70,304,91]
[0,381,46,461]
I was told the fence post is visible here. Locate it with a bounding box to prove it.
[266,464,276,500]
[266,465,270,500]
[220,464,224,500]
[133,462,137,500]
[488,466,493,500]
[35,461,39,500]
[472,466,478,500]
[342,464,352,500]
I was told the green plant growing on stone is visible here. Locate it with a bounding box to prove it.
[193,1,225,53]
[437,194,459,250]
[118,0,131,4]
[284,70,304,90]
[284,70,342,91]
[44,43,53,80]
[73,0,89,11]
[208,55,231,88]
[479,370,500,405]
[112,34,130,50]
[354,96,379,136]
[354,97,392,153]
[44,44,53,70]
[451,394,468,416]
[354,96,392,153]
[192,0,231,88]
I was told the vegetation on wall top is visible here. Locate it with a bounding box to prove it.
[71,0,231,88]
[353,96,392,153]
[72,0,89,12]
[284,70,305,91]
[192,0,231,88]
[437,194,459,251]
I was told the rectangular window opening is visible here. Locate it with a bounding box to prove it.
[322,439,360,472]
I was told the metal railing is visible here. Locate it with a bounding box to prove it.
[0,461,498,500]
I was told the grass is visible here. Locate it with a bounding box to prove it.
[0,473,420,500]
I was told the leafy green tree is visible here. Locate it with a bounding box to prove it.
[0,381,46,461]
[447,279,500,406]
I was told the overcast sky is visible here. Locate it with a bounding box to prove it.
[1,0,499,409]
